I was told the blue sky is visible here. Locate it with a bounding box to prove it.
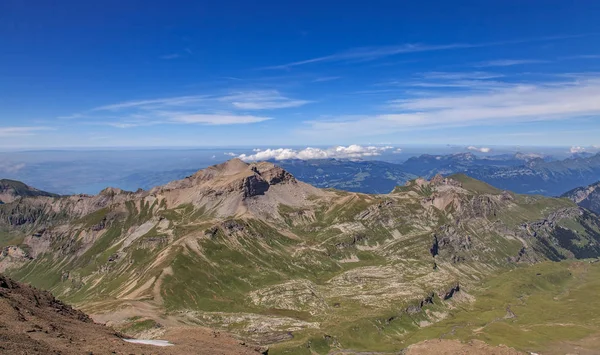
[2,0,600,149]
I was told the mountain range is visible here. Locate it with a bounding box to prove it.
[110,152,600,197]
[2,159,600,354]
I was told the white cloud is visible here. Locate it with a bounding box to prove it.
[570,146,586,153]
[238,145,395,161]
[0,127,52,137]
[224,152,237,156]
[467,146,491,153]
[393,148,402,154]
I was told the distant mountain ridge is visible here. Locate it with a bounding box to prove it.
[400,152,600,196]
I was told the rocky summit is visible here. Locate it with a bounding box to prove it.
[2,159,600,354]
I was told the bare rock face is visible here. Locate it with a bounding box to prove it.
[430,225,473,263]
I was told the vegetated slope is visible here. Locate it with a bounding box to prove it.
[0,274,263,355]
[0,179,58,204]
[1,159,600,354]
[562,180,600,214]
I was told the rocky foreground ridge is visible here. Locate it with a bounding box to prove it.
[0,273,264,354]
[1,159,599,353]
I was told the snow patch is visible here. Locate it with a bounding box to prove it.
[123,339,174,347]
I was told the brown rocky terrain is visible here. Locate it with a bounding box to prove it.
[0,274,265,355]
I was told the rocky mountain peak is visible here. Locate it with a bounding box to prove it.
[98,187,132,197]
[160,159,297,194]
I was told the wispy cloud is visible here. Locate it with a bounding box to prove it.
[263,43,475,69]
[93,95,209,111]
[0,126,52,137]
[301,75,600,138]
[169,113,271,125]
[381,72,508,91]
[218,91,312,109]
[475,59,548,67]
[68,90,308,128]
[313,76,342,82]
[0,162,26,173]
[263,34,591,70]
[421,71,505,80]
[563,54,600,60]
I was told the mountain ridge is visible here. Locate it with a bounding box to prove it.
[0,179,59,204]
[562,180,600,214]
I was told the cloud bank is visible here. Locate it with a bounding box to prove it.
[467,146,492,153]
[238,145,395,161]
